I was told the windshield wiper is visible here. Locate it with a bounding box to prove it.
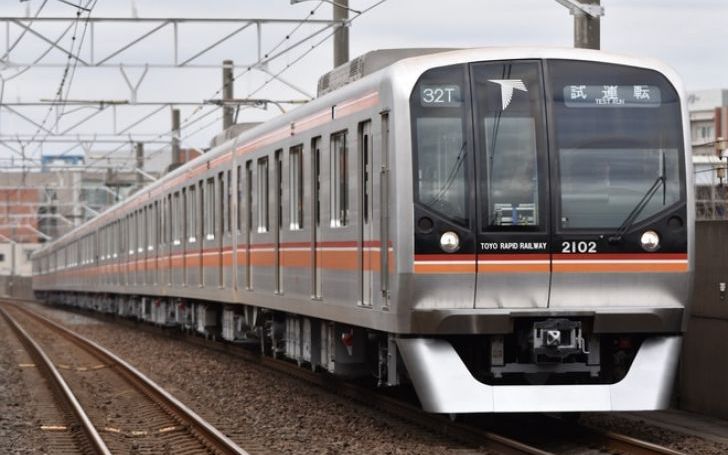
[607,150,666,244]
[425,140,467,208]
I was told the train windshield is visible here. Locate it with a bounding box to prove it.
[411,59,684,230]
[549,60,684,230]
[410,64,470,226]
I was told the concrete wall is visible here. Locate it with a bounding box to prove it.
[0,276,33,300]
[679,221,728,418]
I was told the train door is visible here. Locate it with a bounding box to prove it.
[154,201,159,285]
[379,113,390,307]
[311,137,322,299]
[130,212,136,286]
[275,150,283,294]
[218,171,225,287]
[226,169,233,289]
[143,205,149,286]
[471,60,551,309]
[184,185,195,286]
[245,161,253,289]
[358,121,374,307]
[138,208,144,286]
[198,181,204,286]
[182,189,189,287]
[202,177,215,287]
[166,194,172,286]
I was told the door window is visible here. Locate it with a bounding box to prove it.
[472,61,546,230]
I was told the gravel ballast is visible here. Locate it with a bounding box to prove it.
[28,303,728,455]
[31,304,486,454]
[0,312,49,454]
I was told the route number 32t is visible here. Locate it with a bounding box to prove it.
[561,241,597,253]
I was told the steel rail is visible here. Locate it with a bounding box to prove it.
[5,301,249,455]
[0,304,111,455]
[588,428,687,455]
[125,316,553,455]
[20,299,689,455]
[150,317,690,455]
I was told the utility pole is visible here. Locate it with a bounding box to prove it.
[333,0,349,66]
[554,0,604,50]
[135,142,144,189]
[169,108,181,172]
[222,60,234,130]
[574,0,600,49]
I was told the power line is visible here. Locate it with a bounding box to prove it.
[142,0,387,163]
[24,0,97,155]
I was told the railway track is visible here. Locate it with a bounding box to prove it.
[0,304,107,454]
[15,299,688,455]
[190,333,688,455]
[0,300,248,455]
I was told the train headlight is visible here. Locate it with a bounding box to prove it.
[640,230,660,252]
[440,231,460,253]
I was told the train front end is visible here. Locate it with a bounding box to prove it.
[398,50,692,413]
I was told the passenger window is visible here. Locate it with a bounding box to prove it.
[289,145,304,230]
[227,169,232,234]
[136,210,142,253]
[188,186,197,242]
[147,205,154,251]
[129,213,136,254]
[173,192,181,245]
[257,157,269,232]
[237,165,243,232]
[219,171,226,235]
[246,161,253,234]
[330,131,348,227]
[205,178,215,239]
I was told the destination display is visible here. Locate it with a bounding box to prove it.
[420,84,462,107]
[563,84,661,107]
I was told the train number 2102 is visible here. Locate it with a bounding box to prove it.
[561,241,597,253]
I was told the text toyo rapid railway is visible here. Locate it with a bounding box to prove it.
[31,47,693,414]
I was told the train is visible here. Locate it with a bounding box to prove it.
[32,47,693,413]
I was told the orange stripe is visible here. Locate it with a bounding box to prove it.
[553,262,688,273]
[478,263,549,273]
[552,253,687,260]
[320,250,358,270]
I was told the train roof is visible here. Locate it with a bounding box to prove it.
[33,46,684,257]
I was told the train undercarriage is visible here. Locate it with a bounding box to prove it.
[36,291,682,413]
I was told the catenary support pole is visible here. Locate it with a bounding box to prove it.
[222,59,234,130]
[135,142,144,188]
[333,0,349,67]
[171,108,181,171]
[574,0,600,49]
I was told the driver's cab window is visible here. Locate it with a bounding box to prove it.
[411,64,470,226]
[472,61,546,230]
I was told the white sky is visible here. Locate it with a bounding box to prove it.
[0,0,726,168]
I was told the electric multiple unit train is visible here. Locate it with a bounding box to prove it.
[32,47,693,413]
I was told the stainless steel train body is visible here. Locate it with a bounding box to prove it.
[31,48,694,414]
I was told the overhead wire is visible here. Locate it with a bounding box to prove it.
[86,1,330,167]
[142,0,387,163]
[9,0,388,176]
[0,0,49,62]
[24,0,98,160]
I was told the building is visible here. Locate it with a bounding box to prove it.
[687,89,728,220]
[0,165,157,243]
[0,242,39,277]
